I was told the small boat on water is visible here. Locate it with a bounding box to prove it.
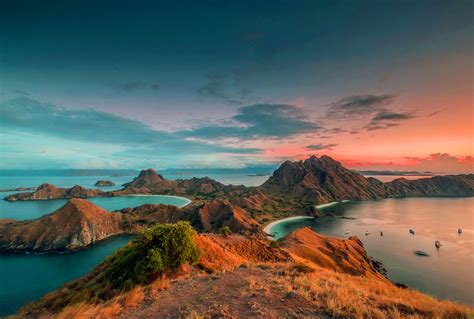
[414,250,430,257]
[435,240,442,248]
[344,230,350,235]
[458,228,463,234]
[380,231,383,236]
[365,231,370,236]
[409,229,415,235]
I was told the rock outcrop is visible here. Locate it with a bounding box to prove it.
[260,155,474,204]
[185,200,261,234]
[280,227,384,278]
[0,199,124,253]
[94,180,115,187]
[122,168,171,189]
[4,183,104,201]
[260,155,387,204]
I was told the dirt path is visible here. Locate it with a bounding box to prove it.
[120,266,326,318]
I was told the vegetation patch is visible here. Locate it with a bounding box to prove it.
[19,221,201,316]
[105,221,201,290]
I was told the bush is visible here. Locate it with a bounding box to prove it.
[269,240,280,248]
[220,226,232,237]
[104,221,201,290]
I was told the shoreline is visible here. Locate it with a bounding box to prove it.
[263,201,346,237]
[124,194,192,208]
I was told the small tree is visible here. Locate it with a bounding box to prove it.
[104,221,201,290]
[221,226,232,238]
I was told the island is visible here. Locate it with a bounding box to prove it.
[94,180,116,187]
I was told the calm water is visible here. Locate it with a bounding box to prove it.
[0,195,191,221]
[0,236,131,316]
[0,175,194,316]
[0,173,268,190]
[270,197,474,306]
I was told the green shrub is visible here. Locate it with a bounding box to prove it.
[269,240,280,248]
[104,221,201,290]
[220,226,232,237]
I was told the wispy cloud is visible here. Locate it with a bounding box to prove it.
[326,94,394,119]
[365,111,415,130]
[305,143,337,151]
[182,104,322,140]
[403,153,474,173]
[0,97,261,168]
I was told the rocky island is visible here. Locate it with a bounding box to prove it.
[94,180,115,187]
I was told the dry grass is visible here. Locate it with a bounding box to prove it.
[123,287,144,308]
[292,266,473,319]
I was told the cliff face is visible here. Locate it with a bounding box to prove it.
[260,155,387,204]
[4,183,104,201]
[0,199,124,253]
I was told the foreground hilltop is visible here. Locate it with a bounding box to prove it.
[18,223,471,318]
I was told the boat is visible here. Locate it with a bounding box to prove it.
[344,230,350,235]
[414,250,430,257]
[409,229,415,235]
[380,231,383,236]
[365,231,370,236]
[435,240,442,248]
[458,228,462,234]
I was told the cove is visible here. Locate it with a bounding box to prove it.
[0,194,191,220]
[268,197,474,306]
[0,235,131,316]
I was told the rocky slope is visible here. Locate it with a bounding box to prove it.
[280,227,384,278]
[0,198,266,253]
[260,155,474,204]
[19,228,471,318]
[185,199,261,234]
[260,155,388,204]
[4,183,104,201]
[0,199,124,253]
[386,174,474,197]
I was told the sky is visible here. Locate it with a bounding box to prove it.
[0,0,473,173]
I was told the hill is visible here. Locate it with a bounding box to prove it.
[0,199,124,252]
[18,226,471,318]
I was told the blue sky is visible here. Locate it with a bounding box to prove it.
[1,0,473,172]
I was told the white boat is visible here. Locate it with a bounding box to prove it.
[344,230,350,235]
